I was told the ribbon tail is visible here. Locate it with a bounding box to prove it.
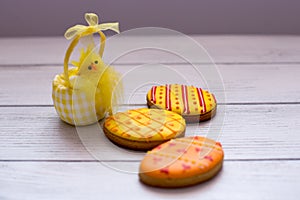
[98,22,120,34]
[64,25,87,40]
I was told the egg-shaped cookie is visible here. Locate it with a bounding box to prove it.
[139,136,224,188]
[103,108,186,150]
[147,84,217,122]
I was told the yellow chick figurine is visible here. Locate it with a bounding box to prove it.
[70,45,123,116]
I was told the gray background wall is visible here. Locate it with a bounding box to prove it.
[0,0,299,37]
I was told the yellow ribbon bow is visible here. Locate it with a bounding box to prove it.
[64,13,120,40]
[62,13,120,88]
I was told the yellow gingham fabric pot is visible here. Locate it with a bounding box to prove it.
[52,70,105,126]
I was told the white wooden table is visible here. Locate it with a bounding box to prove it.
[0,35,300,199]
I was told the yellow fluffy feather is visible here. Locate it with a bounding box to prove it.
[70,46,123,115]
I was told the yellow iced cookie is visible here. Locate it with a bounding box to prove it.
[103,108,186,150]
[147,84,217,122]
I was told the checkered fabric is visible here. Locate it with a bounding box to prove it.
[52,73,105,126]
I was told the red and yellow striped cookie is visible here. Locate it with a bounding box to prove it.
[103,108,186,150]
[139,136,224,188]
[147,84,217,122]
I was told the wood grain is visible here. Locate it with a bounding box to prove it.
[0,35,299,199]
[1,36,300,65]
[1,105,299,161]
[0,64,299,106]
[0,161,299,200]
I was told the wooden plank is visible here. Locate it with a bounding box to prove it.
[0,107,93,160]
[1,105,299,160]
[1,36,300,65]
[0,66,57,105]
[0,161,299,200]
[0,64,299,106]
[118,64,300,105]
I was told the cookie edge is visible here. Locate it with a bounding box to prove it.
[139,160,223,188]
[103,124,186,151]
[147,98,217,123]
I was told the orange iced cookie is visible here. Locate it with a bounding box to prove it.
[139,136,224,188]
[147,84,217,122]
[103,108,186,150]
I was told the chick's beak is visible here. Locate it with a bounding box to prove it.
[90,63,97,71]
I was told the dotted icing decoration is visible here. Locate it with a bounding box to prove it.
[147,84,217,116]
[139,136,224,179]
[104,108,186,142]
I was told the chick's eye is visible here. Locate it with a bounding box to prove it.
[94,60,98,64]
[88,66,92,70]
